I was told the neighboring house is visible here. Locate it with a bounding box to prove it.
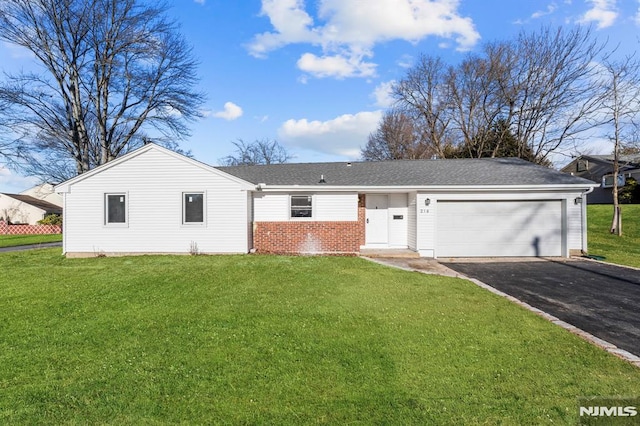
[561,154,640,204]
[0,193,63,225]
[55,143,597,258]
[20,183,63,208]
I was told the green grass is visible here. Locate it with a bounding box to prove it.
[0,233,62,248]
[1,250,638,424]
[587,204,640,268]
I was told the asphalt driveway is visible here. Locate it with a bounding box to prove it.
[441,259,640,357]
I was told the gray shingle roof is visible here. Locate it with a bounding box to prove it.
[582,154,640,165]
[0,193,63,213]
[218,157,595,187]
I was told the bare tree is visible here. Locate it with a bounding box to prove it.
[446,44,516,158]
[598,56,640,235]
[386,26,606,165]
[361,109,435,160]
[0,0,204,182]
[219,139,292,166]
[392,55,454,158]
[508,26,606,163]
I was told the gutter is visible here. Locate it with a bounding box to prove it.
[254,183,600,193]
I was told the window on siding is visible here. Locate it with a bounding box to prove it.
[602,174,625,188]
[183,193,204,224]
[105,193,127,225]
[576,159,588,172]
[291,195,312,218]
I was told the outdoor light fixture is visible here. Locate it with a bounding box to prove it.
[574,197,583,205]
[425,198,431,206]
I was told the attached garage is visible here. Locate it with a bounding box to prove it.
[436,200,563,257]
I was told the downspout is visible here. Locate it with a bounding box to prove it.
[580,187,595,255]
[62,192,67,255]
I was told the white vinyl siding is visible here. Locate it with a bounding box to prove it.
[247,192,254,251]
[63,148,250,254]
[407,192,417,250]
[253,192,357,221]
[388,193,408,247]
[415,193,436,257]
[567,197,584,252]
[315,193,358,221]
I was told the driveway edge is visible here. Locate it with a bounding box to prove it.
[463,276,640,368]
[364,256,640,369]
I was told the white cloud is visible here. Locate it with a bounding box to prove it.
[635,1,640,25]
[397,55,414,69]
[248,0,480,79]
[577,0,618,29]
[249,0,319,58]
[0,166,38,194]
[213,102,243,121]
[194,0,205,4]
[531,3,558,18]
[297,52,376,79]
[1,41,33,59]
[278,110,383,157]
[371,80,395,108]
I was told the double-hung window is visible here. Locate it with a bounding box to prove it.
[183,192,205,224]
[602,174,625,188]
[290,195,312,218]
[105,193,127,225]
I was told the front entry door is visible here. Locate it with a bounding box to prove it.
[366,195,388,245]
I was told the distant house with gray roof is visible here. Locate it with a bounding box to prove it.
[561,154,640,203]
[55,143,597,258]
[0,192,62,225]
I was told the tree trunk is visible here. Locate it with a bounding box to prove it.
[610,152,620,235]
[609,71,622,236]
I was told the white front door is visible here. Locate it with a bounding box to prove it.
[366,195,388,245]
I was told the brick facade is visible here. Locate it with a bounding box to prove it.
[0,220,62,235]
[253,194,366,255]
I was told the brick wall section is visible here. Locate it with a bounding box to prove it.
[358,194,366,246]
[254,194,367,255]
[0,220,62,235]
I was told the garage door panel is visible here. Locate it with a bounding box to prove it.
[436,200,562,257]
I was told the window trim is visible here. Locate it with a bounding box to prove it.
[576,159,588,172]
[104,192,128,227]
[601,174,625,188]
[290,194,313,219]
[182,191,206,226]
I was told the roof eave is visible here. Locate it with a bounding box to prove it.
[255,183,599,192]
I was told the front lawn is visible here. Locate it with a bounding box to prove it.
[0,250,638,424]
[587,204,640,268]
[0,233,62,248]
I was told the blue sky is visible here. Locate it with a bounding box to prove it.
[1,0,640,193]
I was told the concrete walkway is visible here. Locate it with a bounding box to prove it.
[0,242,62,253]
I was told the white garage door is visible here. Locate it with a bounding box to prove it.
[436,200,563,257]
